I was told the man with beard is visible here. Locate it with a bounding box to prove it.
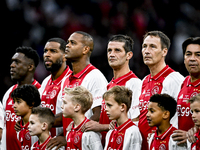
[1,46,41,150]
[39,38,72,137]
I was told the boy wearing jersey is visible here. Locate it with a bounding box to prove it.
[47,31,107,149]
[1,46,41,150]
[11,84,41,149]
[187,94,200,150]
[139,31,184,150]
[173,37,200,145]
[104,86,142,150]
[82,34,141,146]
[39,38,72,136]
[147,94,187,150]
[62,86,103,150]
[29,107,64,150]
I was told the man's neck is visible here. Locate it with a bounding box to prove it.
[51,64,66,81]
[17,77,34,86]
[190,73,200,83]
[113,65,130,79]
[149,62,166,77]
[71,59,90,75]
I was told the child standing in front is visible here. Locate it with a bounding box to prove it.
[11,84,41,149]
[103,86,142,150]
[187,94,200,149]
[147,93,187,150]
[28,106,65,150]
[61,86,103,150]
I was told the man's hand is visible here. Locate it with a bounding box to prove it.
[46,136,66,150]
[147,130,155,143]
[172,129,187,145]
[0,128,2,141]
[187,126,198,143]
[15,120,21,132]
[81,120,109,132]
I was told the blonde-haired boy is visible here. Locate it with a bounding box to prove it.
[61,86,103,150]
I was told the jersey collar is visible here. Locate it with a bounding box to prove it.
[110,71,137,84]
[186,76,200,87]
[154,124,173,140]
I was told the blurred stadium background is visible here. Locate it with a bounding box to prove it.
[1,0,200,100]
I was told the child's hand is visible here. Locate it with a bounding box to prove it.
[14,119,21,132]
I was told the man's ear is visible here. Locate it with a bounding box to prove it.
[28,64,34,72]
[83,46,90,55]
[41,122,48,131]
[126,51,133,60]
[162,48,168,57]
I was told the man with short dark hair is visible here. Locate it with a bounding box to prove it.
[1,46,41,150]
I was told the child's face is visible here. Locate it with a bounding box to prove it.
[190,101,200,127]
[146,102,165,127]
[28,114,43,136]
[61,94,75,118]
[105,95,122,120]
[13,98,31,117]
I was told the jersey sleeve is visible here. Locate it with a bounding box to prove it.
[0,102,4,129]
[123,126,142,150]
[125,78,142,120]
[38,75,51,98]
[82,131,103,150]
[169,134,188,150]
[82,69,108,109]
[162,72,184,128]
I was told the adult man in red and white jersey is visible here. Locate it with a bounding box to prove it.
[172,37,200,144]
[81,34,142,147]
[47,31,107,149]
[1,46,41,150]
[39,38,72,137]
[138,31,184,150]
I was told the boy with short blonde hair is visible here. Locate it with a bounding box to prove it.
[61,86,103,150]
[103,86,142,150]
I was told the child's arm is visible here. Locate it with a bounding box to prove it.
[82,131,103,150]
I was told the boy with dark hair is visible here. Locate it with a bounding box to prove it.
[104,86,142,150]
[147,94,187,150]
[29,107,64,150]
[11,84,41,149]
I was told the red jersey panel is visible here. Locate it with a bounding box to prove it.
[32,136,52,150]
[40,66,72,136]
[139,65,174,150]
[150,125,177,150]
[17,120,32,150]
[66,117,89,150]
[177,76,200,131]
[3,80,40,150]
[105,119,136,150]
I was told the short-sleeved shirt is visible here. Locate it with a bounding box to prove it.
[66,117,103,150]
[99,71,141,145]
[104,119,142,150]
[1,80,41,150]
[138,65,184,150]
[39,66,72,136]
[177,76,200,131]
[61,64,108,134]
[149,125,177,150]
